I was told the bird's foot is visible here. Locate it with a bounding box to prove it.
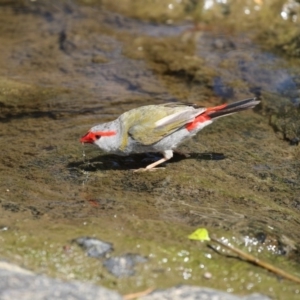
[132,167,165,173]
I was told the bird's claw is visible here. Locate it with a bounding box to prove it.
[132,167,165,173]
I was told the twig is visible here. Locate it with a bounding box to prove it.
[210,236,300,284]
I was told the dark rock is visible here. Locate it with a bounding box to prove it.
[73,237,113,258]
[103,253,148,277]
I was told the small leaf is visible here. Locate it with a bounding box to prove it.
[188,228,210,241]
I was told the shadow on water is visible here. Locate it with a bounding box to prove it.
[68,152,226,171]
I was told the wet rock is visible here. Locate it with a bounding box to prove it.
[103,253,148,277]
[0,262,271,300]
[0,1,299,298]
[0,261,33,275]
[0,262,122,300]
[73,237,113,258]
[140,286,271,300]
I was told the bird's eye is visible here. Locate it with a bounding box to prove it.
[95,135,101,140]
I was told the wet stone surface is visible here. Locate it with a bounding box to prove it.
[0,0,300,299]
[73,236,113,258]
[0,262,271,300]
[103,253,148,278]
[0,262,122,300]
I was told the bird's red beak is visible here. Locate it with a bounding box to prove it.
[80,131,97,144]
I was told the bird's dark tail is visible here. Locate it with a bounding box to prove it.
[207,97,260,119]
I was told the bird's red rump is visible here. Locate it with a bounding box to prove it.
[80,130,116,143]
[185,103,228,131]
[185,114,211,131]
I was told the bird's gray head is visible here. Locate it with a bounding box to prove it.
[80,122,119,152]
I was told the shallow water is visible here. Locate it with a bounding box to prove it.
[0,1,300,298]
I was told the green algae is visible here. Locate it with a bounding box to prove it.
[1,208,300,297]
[269,103,300,143]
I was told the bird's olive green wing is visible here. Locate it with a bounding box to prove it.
[120,104,205,147]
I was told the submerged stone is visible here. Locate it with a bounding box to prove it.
[103,253,148,277]
[73,237,113,258]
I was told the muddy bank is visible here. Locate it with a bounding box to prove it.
[0,0,300,299]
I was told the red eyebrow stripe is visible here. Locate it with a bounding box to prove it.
[94,131,116,137]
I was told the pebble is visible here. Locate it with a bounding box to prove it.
[103,253,148,277]
[73,236,113,258]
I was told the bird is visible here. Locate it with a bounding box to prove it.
[80,97,260,171]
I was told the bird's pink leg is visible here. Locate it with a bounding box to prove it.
[133,150,173,172]
[146,157,168,169]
